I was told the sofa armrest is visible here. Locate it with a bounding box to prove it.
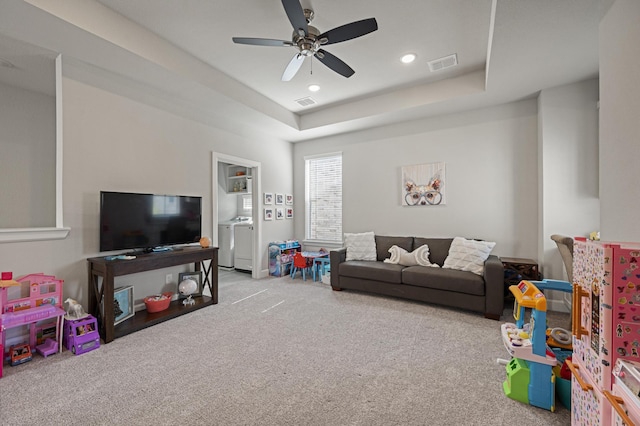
[330,249,346,290]
[483,255,504,319]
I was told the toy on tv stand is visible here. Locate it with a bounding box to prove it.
[501,280,558,411]
[1,272,66,378]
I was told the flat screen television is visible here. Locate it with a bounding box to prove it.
[99,191,202,253]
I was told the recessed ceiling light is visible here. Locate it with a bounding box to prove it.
[308,84,320,92]
[401,53,416,64]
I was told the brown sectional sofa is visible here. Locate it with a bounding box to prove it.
[329,235,504,319]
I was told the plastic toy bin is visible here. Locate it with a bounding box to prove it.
[553,348,572,410]
[144,292,173,313]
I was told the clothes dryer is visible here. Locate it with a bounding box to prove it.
[218,217,252,268]
[234,222,253,272]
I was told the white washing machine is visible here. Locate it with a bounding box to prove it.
[234,221,253,272]
[218,217,252,268]
[218,222,236,268]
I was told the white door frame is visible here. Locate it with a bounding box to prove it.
[212,152,263,279]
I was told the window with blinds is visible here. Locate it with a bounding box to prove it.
[305,153,342,242]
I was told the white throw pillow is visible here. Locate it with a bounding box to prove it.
[384,244,439,267]
[344,232,377,261]
[398,248,420,266]
[442,237,496,275]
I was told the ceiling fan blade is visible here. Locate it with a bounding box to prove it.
[232,37,293,47]
[315,49,355,78]
[281,0,308,35]
[282,54,305,81]
[318,18,378,45]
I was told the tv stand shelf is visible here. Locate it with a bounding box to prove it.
[87,247,218,343]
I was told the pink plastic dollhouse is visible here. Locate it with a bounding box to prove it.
[0,272,65,378]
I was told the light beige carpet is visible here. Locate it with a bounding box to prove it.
[0,270,570,425]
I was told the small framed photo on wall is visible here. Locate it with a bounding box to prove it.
[264,208,274,221]
[276,207,284,220]
[264,192,273,205]
[285,194,293,205]
[286,208,293,219]
[275,193,284,205]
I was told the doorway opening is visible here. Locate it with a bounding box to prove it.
[212,152,262,279]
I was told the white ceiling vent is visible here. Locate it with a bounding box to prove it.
[427,54,458,72]
[295,96,317,107]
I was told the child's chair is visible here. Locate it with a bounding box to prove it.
[290,252,310,281]
[313,257,330,282]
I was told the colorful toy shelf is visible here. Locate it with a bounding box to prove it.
[269,241,301,277]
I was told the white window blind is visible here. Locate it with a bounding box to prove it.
[305,153,342,242]
[242,195,252,211]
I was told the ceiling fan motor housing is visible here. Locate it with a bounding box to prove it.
[293,25,321,56]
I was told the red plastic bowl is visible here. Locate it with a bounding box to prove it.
[144,292,173,313]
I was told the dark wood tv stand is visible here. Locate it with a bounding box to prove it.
[87,247,218,343]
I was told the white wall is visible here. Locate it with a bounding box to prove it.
[0,81,55,228]
[294,100,540,260]
[599,0,640,241]
[0,70,293,307]
[217,164,239,222]
[538,79,600,281]
[294,90,601,312]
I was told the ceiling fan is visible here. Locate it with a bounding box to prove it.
[232,0,378,81]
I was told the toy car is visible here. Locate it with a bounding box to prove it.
[63,315,100,355]
[10,343,33,366]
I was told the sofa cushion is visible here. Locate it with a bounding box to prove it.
[442,237,496,275]
[340,260,405,284]
[413,238,453,266]
[344,231,377,261]
[375,236,414,261]
[402,266,485,296]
